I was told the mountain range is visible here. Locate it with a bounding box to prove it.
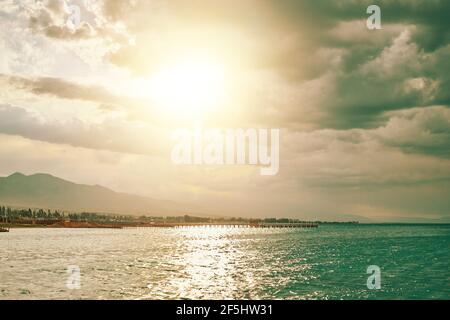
[0,172,199,216]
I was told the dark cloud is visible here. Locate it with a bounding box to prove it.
[375,106,450,158]
[1,73,121,105]
[320,32,450,129]
[276,0,450,47]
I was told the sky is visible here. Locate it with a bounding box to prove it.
[0,0,449,222]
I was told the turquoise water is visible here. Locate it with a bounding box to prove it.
[0,224,449,299]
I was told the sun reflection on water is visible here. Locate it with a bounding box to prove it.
[156,226,261,299]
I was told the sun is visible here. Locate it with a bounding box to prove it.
[146,57,227,119]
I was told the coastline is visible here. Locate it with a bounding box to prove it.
[4,222,449,230]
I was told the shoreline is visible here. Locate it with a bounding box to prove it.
[3,222,449,230]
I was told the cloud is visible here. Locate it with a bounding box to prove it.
[314,28,449,129]
[282,132,450,189]
[101,0,450,131]
[24,0,131,42]
[28,0,94,40]
[44,0,447,133]
[0,103,169,156]
[1,73,120,104]
[0,73,167,126]
[361,29,422,75]
[374,106,450,157]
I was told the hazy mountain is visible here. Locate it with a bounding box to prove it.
[0,172,198,216]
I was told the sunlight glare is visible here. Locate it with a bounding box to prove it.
[147,58,227,118]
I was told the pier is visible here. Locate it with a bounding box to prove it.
[257,222,318,228]
[124,221,318,229]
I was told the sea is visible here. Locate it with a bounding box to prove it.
[0,224,449,300]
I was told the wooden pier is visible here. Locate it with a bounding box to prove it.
[257,222,318,228]
[124,222,318,229]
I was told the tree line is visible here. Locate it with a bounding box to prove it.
[0,205,134,223]
[0,205,359,224]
